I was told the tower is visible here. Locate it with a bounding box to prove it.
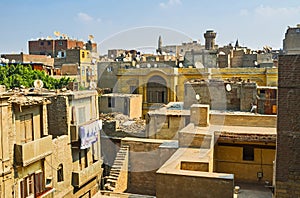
[157,35,162,54]
[204,30,216,50]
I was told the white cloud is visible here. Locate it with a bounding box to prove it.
[160,0,182,8]
[77,12,102,23]
[254,5,300,18]
[77,12,94,22]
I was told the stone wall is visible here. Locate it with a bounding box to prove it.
[147,114,188,139]
[121,138,177,196]
[275,55,300,197]
[0,98,13,198]
[45,135,73,198]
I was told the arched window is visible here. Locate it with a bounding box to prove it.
[147,76,167,103]
[57,164,64,182]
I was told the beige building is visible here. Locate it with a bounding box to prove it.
[101,104,276,197]
[0,93,54,198]
[57,48,98,89]
[0,89,103,198]
[46,90,103,197]
[99,93,142,119]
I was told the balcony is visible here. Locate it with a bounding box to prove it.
[14,135,53,167]
[72,160,103,187]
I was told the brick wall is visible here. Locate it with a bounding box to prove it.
[275,55,300,197]
[47,96,69,138]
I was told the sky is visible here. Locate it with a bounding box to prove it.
[1,0,300,55]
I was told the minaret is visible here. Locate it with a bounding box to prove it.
[157,35,162,54]
[235,39,239,48]
[204,30,216,50]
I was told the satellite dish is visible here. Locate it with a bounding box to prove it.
[88,35,94,41]
[34,80,44,89]
[225,84,232,92]
[54,31,61,37]
[195,94,200,101]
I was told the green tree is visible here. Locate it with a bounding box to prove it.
[0,64,74,89]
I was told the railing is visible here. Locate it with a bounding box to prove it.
[37,188,55,198]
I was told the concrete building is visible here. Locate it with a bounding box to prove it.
[0,89,103,198]
[218,44,276,68]
[46,90,103,197]
[0,92,54,198]
[161,40,204,56]
[156,104,275,198]
[58,48,98,88]
[283,24,300,54]
[184,79,257,111]
[107,49,126,60]
[184,49,218,68]
[110,65,277,117]
[100,103,276,197]
[28,35,99,89]
[99,93,142,119]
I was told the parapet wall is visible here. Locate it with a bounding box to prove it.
[156,171,234,198]
[210,113,277,128]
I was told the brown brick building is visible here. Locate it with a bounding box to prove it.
[28,38,84,57]
[275,54,300,197]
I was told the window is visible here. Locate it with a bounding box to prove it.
[130,86,138,94]
[78,107,86,124]
[108,97,115,108]
[57,164,64,182]
[82,51,85,58]
[40,41,44,46]
[20,114,33,143]
[243,146,254,161]
[35,171,44,195]
[58,41,63,46]
[47,41,51,45]
[20,174,34,198]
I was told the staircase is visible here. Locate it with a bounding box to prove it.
[104,145,129,193]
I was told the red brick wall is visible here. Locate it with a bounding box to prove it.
[29,40,55,56]
[276,54,300,197]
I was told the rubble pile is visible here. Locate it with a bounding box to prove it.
[99,112,146,133]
